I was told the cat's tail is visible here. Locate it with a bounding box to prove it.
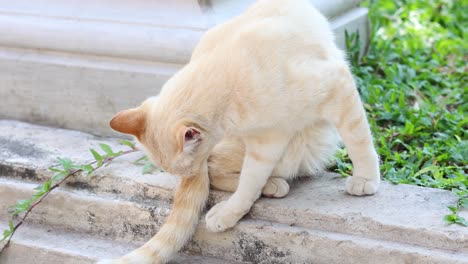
[97,168,210,264]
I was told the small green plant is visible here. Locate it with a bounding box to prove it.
[333,0,467,226]
[333,147,352,177]
[0,140,143,254]
[444,190,468,226]
[134,155,162,174]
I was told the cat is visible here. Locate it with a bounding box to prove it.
[99,0,380,263]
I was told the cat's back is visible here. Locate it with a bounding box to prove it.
[185,0,347,131]
[243,0,329,31]
[195,0,339,61]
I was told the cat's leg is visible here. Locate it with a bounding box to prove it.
[272,122,339,179]
[209,174,239,192]
[208,137,289,197]
[210,173,290,198]
[205,132,290,232]
[261,177,290,198]
[210,176,290,198]
[322,64,380,196]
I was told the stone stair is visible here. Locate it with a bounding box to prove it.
[0,220,241,264]
[0,120,467,264]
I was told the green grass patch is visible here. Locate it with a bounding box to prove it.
[334,0,467,224]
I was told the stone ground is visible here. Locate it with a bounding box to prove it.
[0,120,467,264]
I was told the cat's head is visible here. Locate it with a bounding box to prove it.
[108,97,211,176]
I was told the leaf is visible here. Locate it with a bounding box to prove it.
[134,155,149,165]
[32,190,45,201]
[90,148,103,162]
[57,157,74,172]
[10,200,31,216]
[80,164,95,175]
[459,198,468,209]
[142,162,155,174]
[447,205,458,214]
[2,229,10,241]
[99,143,115,156]
[413,165,439,179]
[2,221,14,241]
[51,171,69,183]
[454,216,468,227]
[48,167,63,173]
[2,221,14,240]
[443,214,457,224]
[2,230,10,241]
[43,181,51,192]
[120,140,135,149]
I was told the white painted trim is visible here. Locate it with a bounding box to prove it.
[0,0,365,65]
[0,12,203,64]
[0,46,181,75]
[206,0,363,25]
[0,0,209,29]
[311,0,363,19]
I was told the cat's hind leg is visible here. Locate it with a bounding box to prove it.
[272,122,340,180]
[208,138,289,198]
[210,174,289,198]
[321,64,380,196]
[261,177,290,198]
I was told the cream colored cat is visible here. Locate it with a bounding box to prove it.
[99,0,380,263]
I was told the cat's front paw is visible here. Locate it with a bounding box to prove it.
[205,201,246,232]
[345,176,380,196]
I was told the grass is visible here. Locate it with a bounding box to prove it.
[334,0,467,224]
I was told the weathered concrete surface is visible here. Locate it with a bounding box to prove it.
[0,121,467,263]
[0,120,179,201]
[1,121,467,246]
[0,0,369,136]
[0,222,243,264]
[1,179,467,264]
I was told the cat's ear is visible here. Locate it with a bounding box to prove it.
[109,108,146,138]
[177,125,202,153]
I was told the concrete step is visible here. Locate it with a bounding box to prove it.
[0,221,243,264]
[1,178,467,264]
[1,121,467,263]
